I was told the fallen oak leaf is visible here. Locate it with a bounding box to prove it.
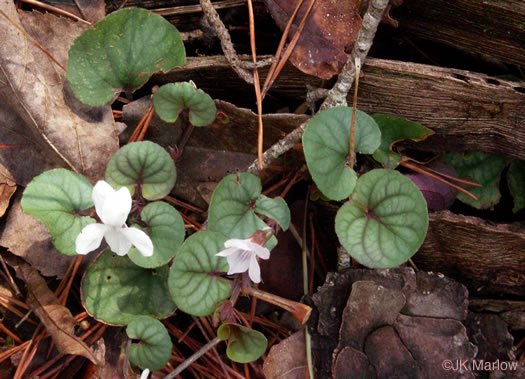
[264,0,362,79]
[16,262,102,366]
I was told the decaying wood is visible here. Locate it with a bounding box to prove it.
[469,299,525,330]
[357,59,525,160]
[396,0,525,67]
[414,211,525,297]
[156,55,525,159]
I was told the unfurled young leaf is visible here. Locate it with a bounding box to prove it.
[21,169,95,256]
[105,141,176,200]
[68,7,185,106]
[335,169,428,268]
[127,316,172,371]
[302,107,381,201]
[153,82,216,126]
[218,323,267,363]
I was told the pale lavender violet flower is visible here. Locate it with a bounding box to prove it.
[216,228,273,283]
[75,181,153,257]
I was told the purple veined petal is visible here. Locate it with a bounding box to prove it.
[104,227,132,256]
[225,250,251,275]
[121,227,154,257]
[99,186,132,226]
[76,223,107,255]
[215,246,240,257]
[248,255,261,283]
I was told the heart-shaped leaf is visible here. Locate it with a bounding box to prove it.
[82,250,175,325]
[371,114,434,169]
[67,7,186,106]
[168,231,231,316]
[335,169,428,268]
[217,323,267,363]
[302,107,381,200]
[442,152,510,209]
[128,202,185,268]
[153,82,217,126]
[208,173,286,248]
[105,141,176,200]
[21,169,95,256]
[508,160,525,213]
[254,195,290,231]
[126,316,172,371]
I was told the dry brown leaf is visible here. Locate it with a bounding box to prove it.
[1,194,74,278]
[263,330,307,378]
[0,2,119,276]
[16,262,102,366]
[264,0,362,79]
[0,2,118,186]
[50,0,106,23]
[0,183,16,217]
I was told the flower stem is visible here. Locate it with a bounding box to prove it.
[242,287,311,324]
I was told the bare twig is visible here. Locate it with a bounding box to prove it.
[200,0,253,84]
[320,0,389,110]
[246,121,307,174]
[245,0,388,173]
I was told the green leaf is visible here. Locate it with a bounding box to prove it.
[217,323,267,363]
[507,160,525,213]
[153,82,217,126]
[168,231,232,316]
[128,202,185,268]
[335,169,428,268]
[254,195,290,231]
[127,316,172,371]
[208,173,286,248]
[67,8,186,106]
[82,250,175,325]
[105,141,176,200]
[371,114,434,168]
[442,152,510,209]
[302,107,381,201]
[21,169,95,256]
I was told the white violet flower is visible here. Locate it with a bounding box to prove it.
[216,233,271,284]
[140,369,150,379]
[75,181,153,257]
